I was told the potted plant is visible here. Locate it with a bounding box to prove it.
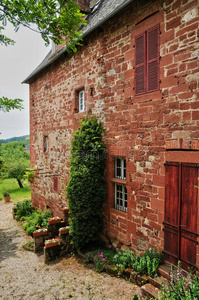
[3,191,11,202]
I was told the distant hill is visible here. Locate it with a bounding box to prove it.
[0,135,30,146]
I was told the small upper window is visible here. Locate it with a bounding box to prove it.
[44,136,48,152]
[79,90,85,112]
[135,25,160,95]
[53,176,58,192]
[115,158,126,180]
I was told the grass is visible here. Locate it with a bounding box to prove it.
[0,178,31,201]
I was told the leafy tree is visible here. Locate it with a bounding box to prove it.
[1,141,30,188]
[0,0,86,49]
[66,116,106,250]
[0,0,87,112]
[0,97,24,112]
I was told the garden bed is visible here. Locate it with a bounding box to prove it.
[83,248,163,287]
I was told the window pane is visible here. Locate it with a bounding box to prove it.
[115,184,127,212]
[115,158,121,178]
[79,90,84,112]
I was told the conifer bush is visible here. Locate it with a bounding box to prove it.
[66,116,106,250]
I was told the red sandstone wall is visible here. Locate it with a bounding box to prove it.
[29,0,199,251]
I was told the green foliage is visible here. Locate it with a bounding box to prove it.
[113,250,135,272]
[113,248,163,277]
[13,199,34,219]
[0,178,31,200]
[66,116,106,250]
[14,199,52,235]
[0,0,86,50]
[133,296,142,300]
[22,209,52,235]
[0,97,24,112]
[3,190,10,197]
[0,142,30,188]
[159,261,199,300]
[84,249,116,272]
[0,135,29,145]
[23,168,35,183]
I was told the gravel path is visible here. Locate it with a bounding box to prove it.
[0,201,141,299]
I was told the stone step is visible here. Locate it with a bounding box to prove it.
[141,283,160,299]
[158,263,171,281]
[149,275,170,290]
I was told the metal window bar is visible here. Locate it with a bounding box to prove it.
[115,184,127,213]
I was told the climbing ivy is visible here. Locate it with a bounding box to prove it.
[66,116,106,250]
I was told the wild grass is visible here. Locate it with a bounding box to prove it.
[0,178,31,201]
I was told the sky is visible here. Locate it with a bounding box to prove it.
[0,24,50,140]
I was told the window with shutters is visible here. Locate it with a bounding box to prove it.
[135,25,160,95]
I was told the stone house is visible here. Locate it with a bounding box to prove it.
[24,0,199,271]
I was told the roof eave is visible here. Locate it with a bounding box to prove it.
[22,0,134,84]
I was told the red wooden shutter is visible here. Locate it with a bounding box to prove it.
[147,25,159,92]
[135,33,145,95]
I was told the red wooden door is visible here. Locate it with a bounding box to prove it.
[164,162,198,271]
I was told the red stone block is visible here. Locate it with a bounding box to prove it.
[151,198,164,212]
[192,110,199,120]
[166,17,181,31]
[153,175,165,187]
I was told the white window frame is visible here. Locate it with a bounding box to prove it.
[115,158,126,180]
[115,184,127,213]
[79,90,85,112]
[114,158,127,212]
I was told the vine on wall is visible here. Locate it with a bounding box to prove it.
[66,116,106,250]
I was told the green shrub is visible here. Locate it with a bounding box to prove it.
[113,250,135,272]
[14,199,34,219]
[113,248,162,277]
[66,116,106,250]
[14,199,52,235]
[22,209,52,235]
[84,249,116,272]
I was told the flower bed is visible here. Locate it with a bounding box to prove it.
[45,238,60,248]
[84,248,163,279]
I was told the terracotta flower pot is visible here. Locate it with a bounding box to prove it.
[45,238,60,248]
[59,227,69,235]
[33,228,48,237]
[4,196,11,203]
[48,217,62,225]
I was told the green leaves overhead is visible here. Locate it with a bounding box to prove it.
[0,0,87,50]
[0,97,24,112]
